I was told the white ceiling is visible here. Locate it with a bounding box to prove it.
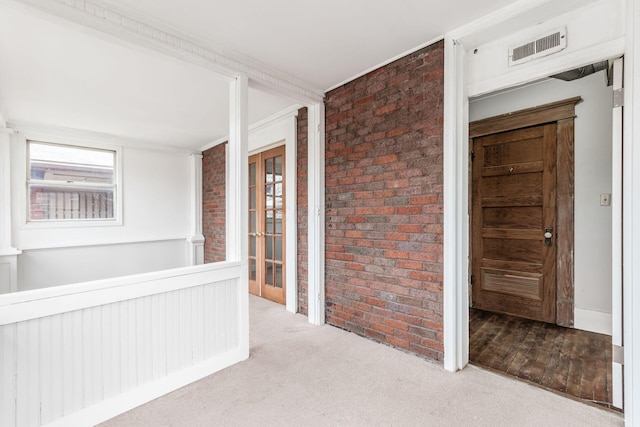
[0,0,519,150]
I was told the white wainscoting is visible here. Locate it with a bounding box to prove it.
[0,261,245,426]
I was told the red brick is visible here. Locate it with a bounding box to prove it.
[396,206,422,215]
[324,41,444,364]
[386,336,410,349]
[397,260,423,270]
[375,154,398,165]
[387,127,410,138]
[409,195,439,205]
[203,143,227,263]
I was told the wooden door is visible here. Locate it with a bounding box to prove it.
[248,146,286,304]
[471,123,557,323]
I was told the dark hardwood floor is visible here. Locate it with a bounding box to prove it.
[469,308,614,409]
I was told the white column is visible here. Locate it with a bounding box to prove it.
[307,103,325,325]
[285,113,298,314]
[187,153,205,265]
[623,0,640,421]
[443,36,469,372]
[0,128,21,294]
[227,74,249,359]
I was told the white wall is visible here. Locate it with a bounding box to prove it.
[17,240,187,291]
[9,126,192,291]
[465,0,625,98]
[469,69,613,334]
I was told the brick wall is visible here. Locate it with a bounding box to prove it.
[324,40,445,362]
[297,108,309,315]
[203,143,226,263]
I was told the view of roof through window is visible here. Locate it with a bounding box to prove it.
[29,142,114,168]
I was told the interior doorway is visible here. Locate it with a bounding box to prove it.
[468,62,620,409]
[248,145,286,304]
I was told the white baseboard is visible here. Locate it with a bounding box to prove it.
[574,308,612,335]
[45,348,246,427]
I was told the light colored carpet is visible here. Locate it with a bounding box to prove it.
[102,295,623,427]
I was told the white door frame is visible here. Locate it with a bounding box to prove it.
[442,0,639,422]
[247,107,300,314]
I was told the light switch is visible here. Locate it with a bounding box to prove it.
[600,193,611,206]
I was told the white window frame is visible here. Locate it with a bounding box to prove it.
[15,131,123,229]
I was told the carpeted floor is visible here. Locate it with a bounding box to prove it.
[102,295,622,426]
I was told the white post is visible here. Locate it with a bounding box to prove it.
[227,74,249,359]
[443,36,469,372]
[307,103,325,325]
[0,128,21,294]
[187,153,205,265]
[285,113,298,314]
[623,0,640,421]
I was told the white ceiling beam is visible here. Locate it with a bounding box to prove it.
[8,0,324,103]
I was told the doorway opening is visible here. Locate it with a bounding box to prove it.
[249,145,286,304]
[467,62,620,410]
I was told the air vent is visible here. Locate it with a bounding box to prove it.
[509,28,567,66]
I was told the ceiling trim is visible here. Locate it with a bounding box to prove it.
[8,121,196,154]
[324,35,445,93]
[10,0,325,103]
[447,0,600,48]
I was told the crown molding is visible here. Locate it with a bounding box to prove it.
[10,0,324,103]
[8,121,195,154]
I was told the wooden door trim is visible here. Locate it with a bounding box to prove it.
[470,96,582,138]
[469,96,581,327]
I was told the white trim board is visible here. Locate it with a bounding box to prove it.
[574,308,612,336]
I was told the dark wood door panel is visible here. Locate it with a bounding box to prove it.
[482,138,543,166]
[481,173,542,196]
[472,123,556,323]
[483,206,542,229]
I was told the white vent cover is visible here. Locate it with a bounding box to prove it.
[509,28,567,66]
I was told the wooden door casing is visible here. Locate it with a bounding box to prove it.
[248,146,286,304]
[470,97,581,326]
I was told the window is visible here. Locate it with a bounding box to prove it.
[27,141,117,221]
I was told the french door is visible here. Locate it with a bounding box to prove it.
[248,146,286,304]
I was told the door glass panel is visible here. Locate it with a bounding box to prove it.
[250,187,256,209]
[275,212,282,234]
[275,237,282,261]
[249,163,256,185]
[275,264,283,288]
[265,209,273,234]
[265,262,273,286]
[274,183,282,210]
[250,211,256,233]
[265,158,273,184]
[250,235,256,257]
[274,156,282,180]
[266,235,273,259]
[249,259,256,281]
[265,184,273,211]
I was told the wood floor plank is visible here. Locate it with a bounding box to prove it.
[469,308,613,408]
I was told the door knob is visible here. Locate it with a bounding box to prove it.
[544,228,553,247]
